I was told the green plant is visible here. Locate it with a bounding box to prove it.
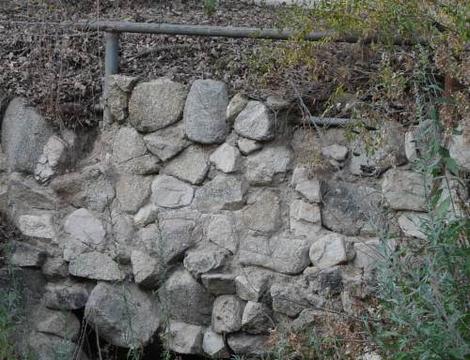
[203,0,218,16]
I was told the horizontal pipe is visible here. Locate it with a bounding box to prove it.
[0,20,417,45]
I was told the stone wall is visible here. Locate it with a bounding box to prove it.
[0,75,468,358]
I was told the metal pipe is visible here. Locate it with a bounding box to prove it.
[103,31,120,126]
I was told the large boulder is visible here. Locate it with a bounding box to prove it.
[129,78,187,132]
[1,98,53,173]
[184,79,228,144]
[85,282,160,348]
[160,268,214,325]
[234,101,274,141]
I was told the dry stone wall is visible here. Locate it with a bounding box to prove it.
[0,74,468,358]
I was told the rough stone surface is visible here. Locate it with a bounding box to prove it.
[33,306,80,340]
[112,126,147,164]
[183,246,230,278]
[167,321,204,355]
[133,203,158,227]
[43,281,91,310]
[160,268,214,325]
[203,328,230,358]
[237,137,262,155]
[382,169,428,211]
[131,250,161,289]
[227,333,270,356]
[193,174,247,212]
[242,189,281,235]
[322,181,383,236]
[353,239,381,270]
[235,267,274,301]
[164,145,209,185]
[201,273,236,295]
[85,282,160,348]
[10,242,46,268]
[290,199,321,224]
[17,213,55,239]
[129,78,187,132]
[27,332,88,360]
[69,252,124,281]
[206,213,239,253]
[449,119,470,172]
[227,93,248,123]
[116,174,152,213]
[116,154,160,175]
[2,97,53,173]
[143,122,190,161]
[34,135,69,183]
[291,167,321,203]
[350,123,406,176]
[107,74,138,123]
[210,143,241,173]
[234,101,274,141]
[212,295,245,333]
[398,212,428,239]
[41,257,69,279]
[239,233,311,275]
[241,301,273,334]
[309,233,349,269]
[151,175,194,208]
[184,79,228,144]
[246,145,292,184]
[322,144,348,162]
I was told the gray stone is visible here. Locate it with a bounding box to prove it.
[107,74,138,123]
[43,281,91,310]
[33,306,80,340]
[116,174,152,213]
[246,145,292,185]
[9,172,59,211]
[184,79,228,144]
[234,101,274,141]
[321,144,348,162]
[201,273,236,295]
[309,233,349,269]
[133,203,158,227]
[27,332,88,360]
[290,199,321,224]
[226,333,270,356]
[41,257,68,279]
[2,97,53,173]
[239,233,311,275]
[290,309,327,331]
[157,209,203,263]
[449,119,470,171]
[321,181,383,236]
[193,174,247,212]
[291,167,321,203]
[34,135,68,183]
[382,169,428,211]
[237,137,263,155]
[242,189,281,235]
[116,154,160,175]
[167,321,204,355]
[183,246,230,278]
[398,212,428,239]
[69,252,124,281]
[143,122,190,161]
[209,143,241,173]
[350,123,406,176]
[353,239,381,270]
[85,282,160,348]
[266,95,290,110]
[151,175,194,208]
[129,78,187,132]
[235,267,274,301]
[160,268,214,325]
[50,164,115,212]
[206,213,239,253]
[164,145,209,185]
[405,130,418,162]
[131,250,161,289]
[203,328,230,358]
[112,126,147,164]
[212,295,245,333]
[17,213,55,239]
[63,208,107,261]
[227,93,248,123]
[10,242,46,268]
[241,301,273,334]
